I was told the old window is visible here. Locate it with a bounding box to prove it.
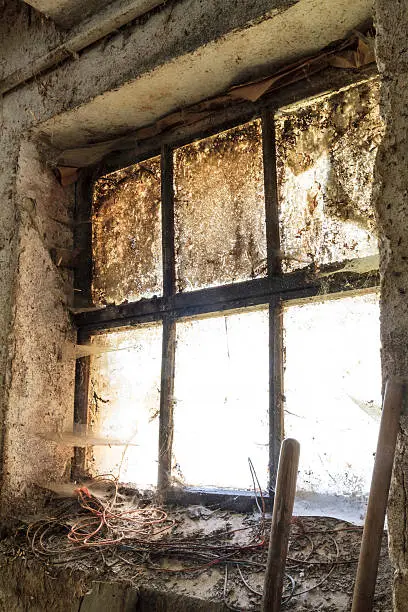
[74,76,383,509]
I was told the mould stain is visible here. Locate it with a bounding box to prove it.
[276,80,384,272]
[92,157,162,306]
[174,119,267,292]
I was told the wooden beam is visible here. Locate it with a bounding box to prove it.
[75,270,379,332]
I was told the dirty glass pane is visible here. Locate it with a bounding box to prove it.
[283,292,381,498]
[174,120,267,291]
[172,309,269,490]
[92,157,162,305]
[276,81,383,272]
[87,324,162,487]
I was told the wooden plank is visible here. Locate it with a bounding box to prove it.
[351,380,405,612]
[157,317,176,494]
[269,301,284,491]
[262,438,300,612]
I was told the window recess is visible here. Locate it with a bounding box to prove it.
[73,73,383,510]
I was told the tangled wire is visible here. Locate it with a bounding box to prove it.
[18,471,383,611]
[68,483,173,547]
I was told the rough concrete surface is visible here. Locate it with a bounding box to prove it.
[374,2,408,610]
[0,0,64,80]
[24,0,115,29]
[3,0,405,609]
[1,140,76,512]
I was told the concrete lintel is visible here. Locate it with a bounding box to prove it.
[30,0,374,151]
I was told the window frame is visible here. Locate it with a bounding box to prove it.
[73,66,380,511]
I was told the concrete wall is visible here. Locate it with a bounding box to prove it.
[375,2,408,609]
[2,140,75,512]
[9,0,408,608]
[0,0,63,79]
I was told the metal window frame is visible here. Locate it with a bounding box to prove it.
[73,66,380,511]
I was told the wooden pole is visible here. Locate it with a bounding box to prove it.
[351,379,405,612]
[262,438,300,612]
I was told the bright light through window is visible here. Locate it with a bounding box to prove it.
[88,324,162,487]
[172,309,269,491]
[283,292,381,498]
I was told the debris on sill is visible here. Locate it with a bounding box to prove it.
[318,254,380,278]
[1,480,392,611]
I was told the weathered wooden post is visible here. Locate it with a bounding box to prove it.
[351,379,405,612]
[262,437,300,612]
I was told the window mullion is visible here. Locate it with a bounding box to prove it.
[262,110,284,491]
[262,109,281,277]
[158,317,176,495]
[74,169,94,310]
[269,300,284,492]
[158,144,177,495]
[72,329,91,481]
[161,144,176,298]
